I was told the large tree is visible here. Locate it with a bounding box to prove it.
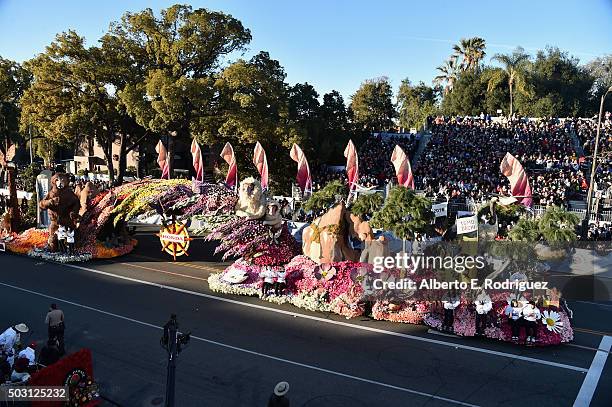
[586,54,612,112]
[453,37,487,72]
[20,31,147,183]
[320,90,351,164]
[350,77,396,132]
[0,57,31,153]
[288,82,322,156]
[486,47,531,116]
[216,51,302,193]
[397,79,438,130]
[518,47,595,117]
[109,4,252,177]
[441,70,487,116]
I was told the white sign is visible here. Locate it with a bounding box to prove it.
[159,232,186,243]
[410,128,417,134]
[36,170,52,228]
[496,109,503,114]
[456,215,478,234]
[432,202,448,218]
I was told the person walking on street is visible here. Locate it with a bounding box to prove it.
[45,304,65,355]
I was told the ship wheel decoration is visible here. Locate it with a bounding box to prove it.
[157,222,192,261]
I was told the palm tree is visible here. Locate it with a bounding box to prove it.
[486,47,531,116]
[453,37,486,71]
[433,57,459,95]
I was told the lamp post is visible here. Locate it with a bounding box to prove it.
[160,314,190,407]
[583,86,612,238]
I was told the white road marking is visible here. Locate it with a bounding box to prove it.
[0,282,479,407]
[573,335,612,407]
[21,260,593,372]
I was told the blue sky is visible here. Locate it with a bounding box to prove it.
[0,0,610,101]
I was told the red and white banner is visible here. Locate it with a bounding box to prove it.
[155,140,169,179]
[190,139,204,182]
[289,143,312,194]
[253,142,269,190]
[344,139,359,191]
[500,152,533,207]
[220,142,237,189]
[390,145,414,189]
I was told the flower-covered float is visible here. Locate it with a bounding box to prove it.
[1,173,237,261]
[1,167,575,347]
[207,183,575,347]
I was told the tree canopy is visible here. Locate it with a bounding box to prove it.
[0,58,31,150]
[350,77,396,132]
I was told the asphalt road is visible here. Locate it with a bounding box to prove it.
[0,235,610,407]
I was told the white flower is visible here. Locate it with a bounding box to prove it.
[221,268,248,284]
[542,310,564,333]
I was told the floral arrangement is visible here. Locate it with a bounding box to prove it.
[295,261,364,302]
[251,225,301,266]
[28,248,92,263]
[178,183,237,217]
[372,301,429,324]
[208,255,367,317]
[331,292,366,319]
[452,306,477,337]
[190,214,236,236]
[421,297,574,345]
[424,312,443,329]
[111,179,192,225]
[207,218,300,266]
[208,272,262,297]
[67,375,100,407]
[207,217,271,260]
[289,289,333,312]
[5,228,49,254]
[93,239,138,259]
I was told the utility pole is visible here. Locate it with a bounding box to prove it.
[160,314,190,407]
[583,86,612,238]
[29,126,33,165]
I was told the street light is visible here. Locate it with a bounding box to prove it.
[583,85,612,238]
[160,314,190,407]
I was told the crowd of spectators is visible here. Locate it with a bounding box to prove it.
[312,133,418,191]
[416,117,589,207]
[306,116,612,212]
[575,115,611,157]
[574,116,612,200]
[587,222,612,241]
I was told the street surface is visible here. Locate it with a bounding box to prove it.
[0,235,610,406]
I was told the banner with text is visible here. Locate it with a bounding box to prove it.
[456,215,478,234]
[432,202,448,218]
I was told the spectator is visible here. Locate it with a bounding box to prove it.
[17,342,36,368]
[45,304,65,355]
[38,339,61,367]
[0,323,29,367]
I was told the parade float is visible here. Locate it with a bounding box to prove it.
[0,140,575,346]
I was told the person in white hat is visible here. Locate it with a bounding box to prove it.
[268,381,290,407]
[0,323,28,366]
